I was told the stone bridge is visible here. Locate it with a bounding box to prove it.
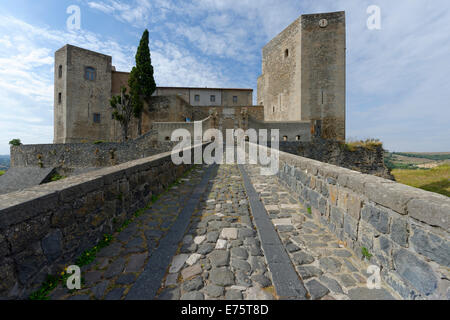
[0,144,448,300]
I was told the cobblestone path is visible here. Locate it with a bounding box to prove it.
[51,162,399,300]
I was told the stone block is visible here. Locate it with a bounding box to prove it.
[361,204,390,234]
[329,185,338,205]
[364,181,415,215]
[330,206,344,229]
[407,197,450,230]
[347,193,362,219]
[390,217,409,247]
[337,188,348,211]
[6,214,51,254]
[343,214,358,241]
[41,229,63,263]
[393,248,438,296]
[409,225,450,267]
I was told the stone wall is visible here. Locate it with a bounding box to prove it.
[259,144,450,299]
[0,144,205,299]
[10,130,175,169]
[276,139,393,179]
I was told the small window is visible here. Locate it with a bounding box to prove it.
[58,65,63,78]
[85,67,96,81]
[194,95,200,102]
[93,113,101,123]
[283,136,288,141]
[296,135,301,141]
[273,106,275,113]
[165,136,170,141]
[210,95,216,102]
[285,49,289,58]
[233,96,238,103]
[58,92,62,104]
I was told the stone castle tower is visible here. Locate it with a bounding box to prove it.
[54,45,114,143]
[257,11,346,140]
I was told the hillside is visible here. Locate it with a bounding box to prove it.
[0,155,10,171]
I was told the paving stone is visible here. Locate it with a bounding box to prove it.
[245,286,274,300]
[194,236,206,245]
[286,243,301,253]
[292,251,315,265]
[215,239,227,249]
[305,279,330,300]
[84,271,102,285]
[92,281,109,300]
[104,288,125,300]
[221,228,238,240]
[182,235,193,245]
[181,264,203,280]
[158,287,181,300]
[231,259,252,273]
[319,257,342,273]
[204,284,224,298]
[68,294,91,300]
[272,218,292,226]
[226,289,243,300]
[206,231,219,243]
[104,257,125,279]
[116,273,137,285]
[277,225,295,232]
[230,240,243,247]
[180,243,198,253]
[251,274,271,288]
[186,253,202,266]
[182,276,204,292]
[342,259,358,272]
[235,270,252,287]
[347,287,395,300]
[318,276,344,294]
[296,266,323,280]
[339,274,357,288]
[181,291,204,300]
[97,242,123,258]
[165,273,178,286]
[231,247,249,260]
[197,243,215,255]
[249,245,263,256]
[333,249,353,258]
[169,254,189,273]
[209,250,230,268]
[238,228,255,239]
[126,253,147,273]
[210,268,235,286]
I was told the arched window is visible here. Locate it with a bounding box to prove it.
[85,67,96,81]
[283,136,288,141]
[58,65,63,78]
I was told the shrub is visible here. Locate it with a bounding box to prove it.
[9,139,22,146]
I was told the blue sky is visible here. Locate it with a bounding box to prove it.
[0,0,449,154]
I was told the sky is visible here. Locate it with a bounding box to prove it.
[0,0,449,154]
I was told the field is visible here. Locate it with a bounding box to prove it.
[386,152,450,197]
[0,170,4,176]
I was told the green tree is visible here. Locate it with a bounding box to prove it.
[110,87,133,141]
[129,29,156,136]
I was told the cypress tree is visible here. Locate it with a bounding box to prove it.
[129,29,156,136]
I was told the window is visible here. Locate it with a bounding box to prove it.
[58,65,63,78]
[85,67,96,81]
[283,136,288,141]
[194,95,200,102]
[285,49,289,58]
[296,135,301,141]
[233,96,238,103]
[210,95,216,102]
[273,106,275,113]
[58,92,62,104]
[93,113,101,123]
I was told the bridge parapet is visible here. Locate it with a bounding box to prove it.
[254,143,450,300]
[0,144,205,299]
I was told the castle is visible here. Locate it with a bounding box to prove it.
[54,11,346,144]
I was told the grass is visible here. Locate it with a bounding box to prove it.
[361,247,373,260]
[343,139,383,152]
[392,164,450,197]
[0,170,4,176]
[50,173,66,182]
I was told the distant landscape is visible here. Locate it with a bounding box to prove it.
[384,152,450,197]
[0,155,9,173]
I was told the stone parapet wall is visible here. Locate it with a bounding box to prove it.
[0,144,204,299]
[10,130,176,169]
[254,143,450,299]
[276,139,394,179]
